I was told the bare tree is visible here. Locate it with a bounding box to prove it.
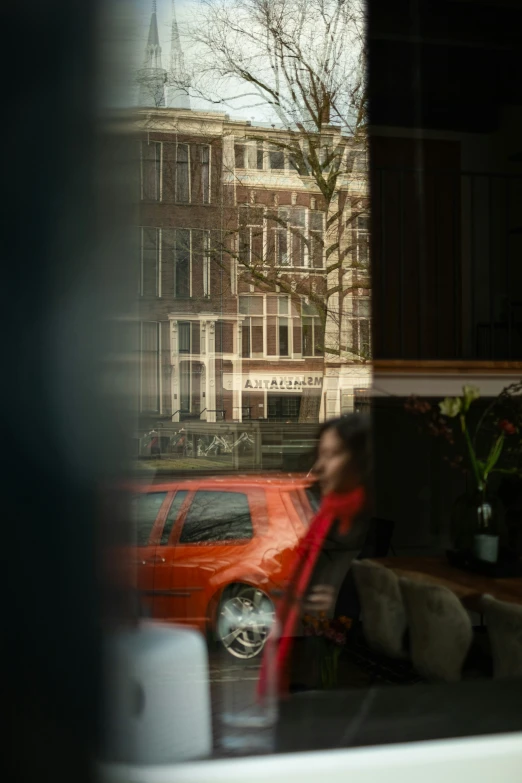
[180,0,370,361]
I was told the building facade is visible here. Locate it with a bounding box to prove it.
[134,2,371,432]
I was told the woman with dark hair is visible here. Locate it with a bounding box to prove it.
[259,414,372,696]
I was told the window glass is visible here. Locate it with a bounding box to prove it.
[305,485,321,513]
[141,227,159,297]
[234,143,246,169]
[269,148,285,169]
[180,491,253,542]
[178,321,191,353]
[160,490,188,545]
[256,143,264,169]
[239,295,263,315]
[174,229,190,297]
[200,145,210,204]
[279,317,289,356]
[141,141,160,201]
[140,322,160,411]
[132,492,167,546]
[176,143,189,202]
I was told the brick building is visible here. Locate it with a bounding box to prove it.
[134,2,371,433]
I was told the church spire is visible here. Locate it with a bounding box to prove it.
[137,0,167,107]
[166,0,191,109]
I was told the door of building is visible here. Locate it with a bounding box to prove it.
[267,394,301,422]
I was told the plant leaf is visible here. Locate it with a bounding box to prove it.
[483,433,505,480]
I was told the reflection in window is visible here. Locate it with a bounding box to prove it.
[161,490,188,545]
[141,141,161,201]
[269,147,285,170]
[178,321,191,353]
[234,143,246,169]
[176,143,189,202]
[200,145,210,204]
[174,229,190,297]
[140,322,161,412]
[180,491,253,542]
[140,228,159,296]
[357,214,370,267]
[256,142,264,170]
[302,301,324,357]
[132,492,167,546]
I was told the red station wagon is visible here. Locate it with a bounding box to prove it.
[127,474,319,658]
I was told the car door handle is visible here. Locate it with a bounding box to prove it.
[136,555,166,565]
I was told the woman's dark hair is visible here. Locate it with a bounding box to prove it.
[316,414,372,489]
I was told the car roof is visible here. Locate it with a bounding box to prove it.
[124,473,315,493]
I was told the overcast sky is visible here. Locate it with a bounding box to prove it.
[130,0,276,122]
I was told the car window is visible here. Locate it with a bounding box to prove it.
[179,490,253,543]
[160,490,188,545]
[131,492,167,546]
[305,485,321,513]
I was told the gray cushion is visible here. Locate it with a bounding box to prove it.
[352,560,408,659]
[482,594,522,679]
[400,578,473,682]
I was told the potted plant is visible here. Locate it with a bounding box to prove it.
[405,382,522,564]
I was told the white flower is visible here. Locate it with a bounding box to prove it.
[439,397,462,418]
[462,385,480,411]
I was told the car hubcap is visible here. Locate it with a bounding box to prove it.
[217,587,274,659]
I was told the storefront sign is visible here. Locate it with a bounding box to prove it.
[223,373,323,393]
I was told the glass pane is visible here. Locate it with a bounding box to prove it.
[160,491,188,545]
[176,143,189,202]
[256,145,264,169]
[279,318,289,356]
[175,229,190,297]
[179,360,191,411]
[241,319,251,357]
[178,322,190,353]
[141,141,160,201]
[234,143,245,169]
[276,229,288,265]
[239,296,263,315]
[278,297,289,315]
[302,319,313,356]
[180,491,253,542]
[269,148,284,169]
[141,322,159,411]
[251,317,264,355]
[310,211,324,231]
[201,145,210,204]
[141,228,158,296]
[132,492,167,546]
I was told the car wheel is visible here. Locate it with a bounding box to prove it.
[216,584,275,660]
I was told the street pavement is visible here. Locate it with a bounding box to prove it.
[208,651,265,756]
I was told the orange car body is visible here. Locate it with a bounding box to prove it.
[126,474,317,635]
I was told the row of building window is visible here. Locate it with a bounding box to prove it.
[140,216,368,297]
[141,139,362,203]
[136,312,370,413]
[141,141,210,204]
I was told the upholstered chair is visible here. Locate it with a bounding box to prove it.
[352,560,408,659]
[400,578,473,682]
[482,594,522,679]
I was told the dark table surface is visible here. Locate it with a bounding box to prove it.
[277,678,522,753]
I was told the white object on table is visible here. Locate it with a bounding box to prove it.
[102,621,212,764]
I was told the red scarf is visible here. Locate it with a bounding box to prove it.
[258,485,366,698]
